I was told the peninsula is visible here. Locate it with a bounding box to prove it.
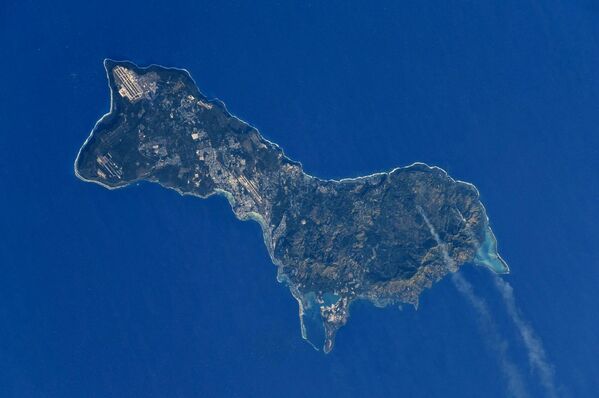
[75,60,509,353]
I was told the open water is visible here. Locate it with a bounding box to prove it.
[1,1,598,396]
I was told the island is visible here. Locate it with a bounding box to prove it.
[75,60,509,353]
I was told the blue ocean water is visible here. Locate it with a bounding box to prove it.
[1,1,598,397]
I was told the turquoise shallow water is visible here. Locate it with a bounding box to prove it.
[474,228,510,274]
[300,292,341,350]
[323,292,341,306]
[300,292,326,349]
[2,0,598,396]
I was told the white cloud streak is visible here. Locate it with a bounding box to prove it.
[452,273,530,398]
[417,206,457,271]
[494,277,560,398]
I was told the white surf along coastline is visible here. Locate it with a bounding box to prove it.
[74,59,510,352]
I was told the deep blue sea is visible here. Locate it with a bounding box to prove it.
[1,1,598,397]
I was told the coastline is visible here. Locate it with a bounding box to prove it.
[84,59,509,274]
[75,59,511,350]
